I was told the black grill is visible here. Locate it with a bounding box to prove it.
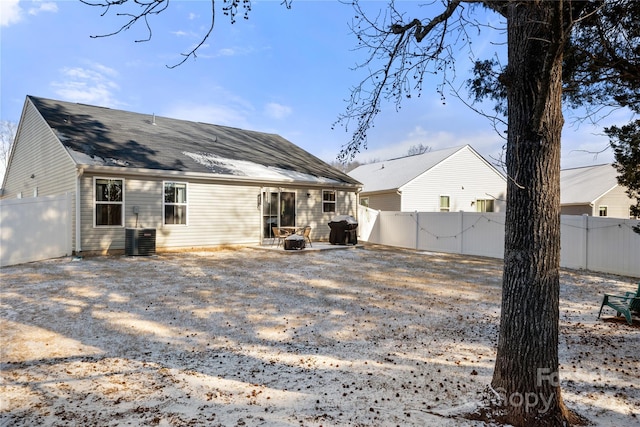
[328,215,358,245]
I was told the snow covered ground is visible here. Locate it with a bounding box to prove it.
[1,245,638,426]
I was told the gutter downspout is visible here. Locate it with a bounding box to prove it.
[75,168,83,254]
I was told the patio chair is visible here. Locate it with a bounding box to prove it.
[271,227,291,247]
[597,282,640,325]
[297,226,312,247]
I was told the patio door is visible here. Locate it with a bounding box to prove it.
[280,192,296,227]
[262,190,296,238]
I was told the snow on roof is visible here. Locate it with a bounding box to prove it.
[67,146,342,184]
[67,147,131,167]
[560,163,619,205]
[182,151,343,184]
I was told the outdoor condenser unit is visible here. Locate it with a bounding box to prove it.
[125,228,156,256]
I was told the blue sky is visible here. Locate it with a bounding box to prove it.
[1,0,632,172]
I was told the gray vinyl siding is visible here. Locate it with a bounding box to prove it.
[79,174,359,251]
[80,174,264,251]
[2,99,78,249]
[560,205,591,216]
[594,186,635,218]
[363,192,401,212]
[400,147,507,213]
[164,180,261,248]
[2,99,76,199]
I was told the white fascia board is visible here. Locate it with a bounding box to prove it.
[589,184,620,204]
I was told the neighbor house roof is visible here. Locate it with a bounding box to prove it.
[348,145,465,193]
[560,163,619,205]
[347,145,494,193]
[28,96,360,186]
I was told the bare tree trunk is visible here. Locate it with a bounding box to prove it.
[492,3,573,426]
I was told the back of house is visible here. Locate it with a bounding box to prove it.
[1,96,361,257]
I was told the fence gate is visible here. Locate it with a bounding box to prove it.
[0,193,73,267]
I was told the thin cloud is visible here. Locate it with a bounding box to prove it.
[163,103,252,129]
[161,88,258,129]
[354,126,501,164]
[264,102,292,120]
[28,1,58,16]
[51,63,122,109]
[209,45,260,58]
[171,30,190,37]
[1,0,58,26]
[217,48,236,56]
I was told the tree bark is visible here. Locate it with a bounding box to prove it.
[492,3,572,426]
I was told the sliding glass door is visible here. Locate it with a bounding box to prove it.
[262,190,296,238]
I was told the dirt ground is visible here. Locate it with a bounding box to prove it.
[1,244,638,427]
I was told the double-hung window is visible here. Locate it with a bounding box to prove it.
[323,190,336,213]
[476,199,495,212]
[439,195,450,212]
[164,182,188,225]
[95,178,124,226]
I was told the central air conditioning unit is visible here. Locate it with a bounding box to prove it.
[125,228,156,256]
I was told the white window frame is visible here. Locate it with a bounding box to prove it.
[323,189,336,213]
[476,199,495,213]
[439,195,450,212]
[163,181,188,226]
[598,205,608,217]
[94,177,125,227]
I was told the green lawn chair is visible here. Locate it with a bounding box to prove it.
[598,283,640,325]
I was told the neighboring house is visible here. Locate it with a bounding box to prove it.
[348,145,507,212]
[560,163,635,218]
[1,96,361,254]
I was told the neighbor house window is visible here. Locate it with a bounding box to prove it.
[476,199,495,213]
[598,205,608,217]
[95,178,124,226]
[323,190,336,213]
[164,182,188,225]
[360,197,369,208]
[439,195,450,212]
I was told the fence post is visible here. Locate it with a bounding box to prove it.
[459,211,464,255]
[415,211,419,250]
[582,214,589,271]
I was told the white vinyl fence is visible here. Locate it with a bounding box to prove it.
[357,206,640,278]
[0,194,73,267]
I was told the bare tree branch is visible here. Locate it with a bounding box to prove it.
[81,0,293,68]
[334,0,482,161]
[0,120,18,169]
[168,0,215,69]
[81,0,169,42]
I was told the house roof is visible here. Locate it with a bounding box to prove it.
[347,145,490,193]
[28,96,360,186]
[560,163,619,205]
